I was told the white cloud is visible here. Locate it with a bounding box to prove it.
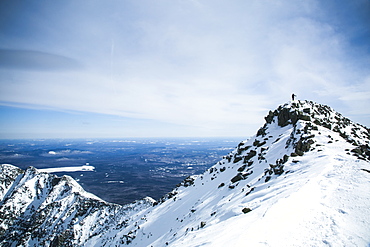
[0,0,369,137]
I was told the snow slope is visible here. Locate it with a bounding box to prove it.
[121,100,370,247]
[1,100,369,246]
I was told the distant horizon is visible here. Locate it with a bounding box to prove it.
[0,136,246,141]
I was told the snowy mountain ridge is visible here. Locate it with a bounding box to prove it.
[1,100,369,246]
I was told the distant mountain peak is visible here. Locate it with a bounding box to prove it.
[0,164,154,246]
[1,100,370,246]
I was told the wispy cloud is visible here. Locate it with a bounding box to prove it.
[0,49,82,71]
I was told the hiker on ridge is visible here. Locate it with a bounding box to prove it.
[292,93,297,101]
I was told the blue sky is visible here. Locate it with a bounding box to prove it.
[0,0,369,139]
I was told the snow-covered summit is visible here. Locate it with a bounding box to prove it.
[126,100,370,246]
[1,100,369,246]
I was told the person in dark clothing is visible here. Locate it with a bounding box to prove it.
[292,93,297,101]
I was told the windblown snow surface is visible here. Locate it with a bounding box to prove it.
[1,100,369,246]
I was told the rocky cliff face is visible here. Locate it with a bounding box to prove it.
[1,100,369,246]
